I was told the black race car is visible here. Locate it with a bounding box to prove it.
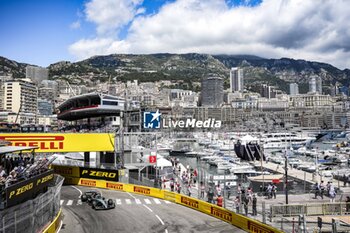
[81,190,115,210]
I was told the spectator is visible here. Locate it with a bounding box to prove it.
[346,196,350,213]
[0,166,6,177]
[177,183,181,194]
[272,184,277,199]
[216,194,223,207]
[226,183,231,199]
[170,180,174,192]
[216,184,222,196]
[234,196,240,213]
[5,170,17,188]
[237,183,242,196]
[329,183,336,202]
[243,195,249,215]
[267,183,272,199]
[247,187,253,202]
[200,182,205,199]
[252,194,257,216]
[207,187,214,204]
[320,181,325,199]
[314,182,320,199]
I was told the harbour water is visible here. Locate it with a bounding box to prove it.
[165,132,350,195]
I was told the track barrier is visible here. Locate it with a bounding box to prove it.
[59,171,282,233]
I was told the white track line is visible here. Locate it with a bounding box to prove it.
[135,199,142,204]
[165,229,168,233]
[153,198,161,204]
[143,204,153,212]
[57,219,63,233]
[66,200,73,206]
[71,186,83,198]
[125,199,132,204]
[60,200,64,205]
[127,192,137,199]
[155,215,165,225]
[144,199,151,204]
[116,199,122,205]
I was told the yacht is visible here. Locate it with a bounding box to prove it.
[261,132,315,150]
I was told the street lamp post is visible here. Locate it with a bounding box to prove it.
[284,152,289,204]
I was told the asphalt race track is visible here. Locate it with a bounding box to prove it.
[60,185,246,233]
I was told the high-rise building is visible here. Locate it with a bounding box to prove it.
[289,83,299,96]
[309,76,322,94]
[316,77,322,94]
[309,77,317,93]
[38,99,53,116]
[26,66,48,84]
[261,84,278,99]
[229,67,244,92]
[3,79,38,114]
[201,75,223,107]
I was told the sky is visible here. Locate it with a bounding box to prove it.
[0,0,350,69]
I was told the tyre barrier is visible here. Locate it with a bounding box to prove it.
[63,176,283,233]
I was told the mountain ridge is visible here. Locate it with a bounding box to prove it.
[1,54,349,94]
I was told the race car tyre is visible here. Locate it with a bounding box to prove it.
[81,194,88,202]
[92,200,97,208]
[108,199,113,205]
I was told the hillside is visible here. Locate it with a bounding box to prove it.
[1,54,349,94]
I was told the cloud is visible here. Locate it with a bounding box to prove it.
[85,0,144,35]
[70,0,350,69]
[70,20,81,29]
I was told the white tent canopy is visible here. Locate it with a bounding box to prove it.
[240,135,259,145]
[156,155,172,168]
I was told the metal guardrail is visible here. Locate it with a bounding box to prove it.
[0,175,63,233]
[270,202,350,218]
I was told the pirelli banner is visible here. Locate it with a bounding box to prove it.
[0,133,115,153]
[5,170,54,208]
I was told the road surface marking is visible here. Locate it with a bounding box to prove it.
[135,199,142,204]
[163,200,171,204]
[165,229,168,233]
[143,204,153,212]
[155,215,165,225]
[60,200,64,205]
[144,199,151,204]
[77,200,82,205]
[66,200,73,206]
[71,186,82,198]
[125,199,132,204]
[127,192,137,200]
[116,199,122,205]
[57,218,63,233]
[153,198,161,204]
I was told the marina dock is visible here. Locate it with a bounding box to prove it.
[252,160,345,187]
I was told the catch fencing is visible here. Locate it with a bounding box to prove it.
[0,175,63,233]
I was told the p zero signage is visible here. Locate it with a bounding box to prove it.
[80,168,119,182]
[247,220,275,233]
[0,133,115,153]
[6,170,54,208]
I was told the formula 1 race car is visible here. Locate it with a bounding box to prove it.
[81,190,115,210]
